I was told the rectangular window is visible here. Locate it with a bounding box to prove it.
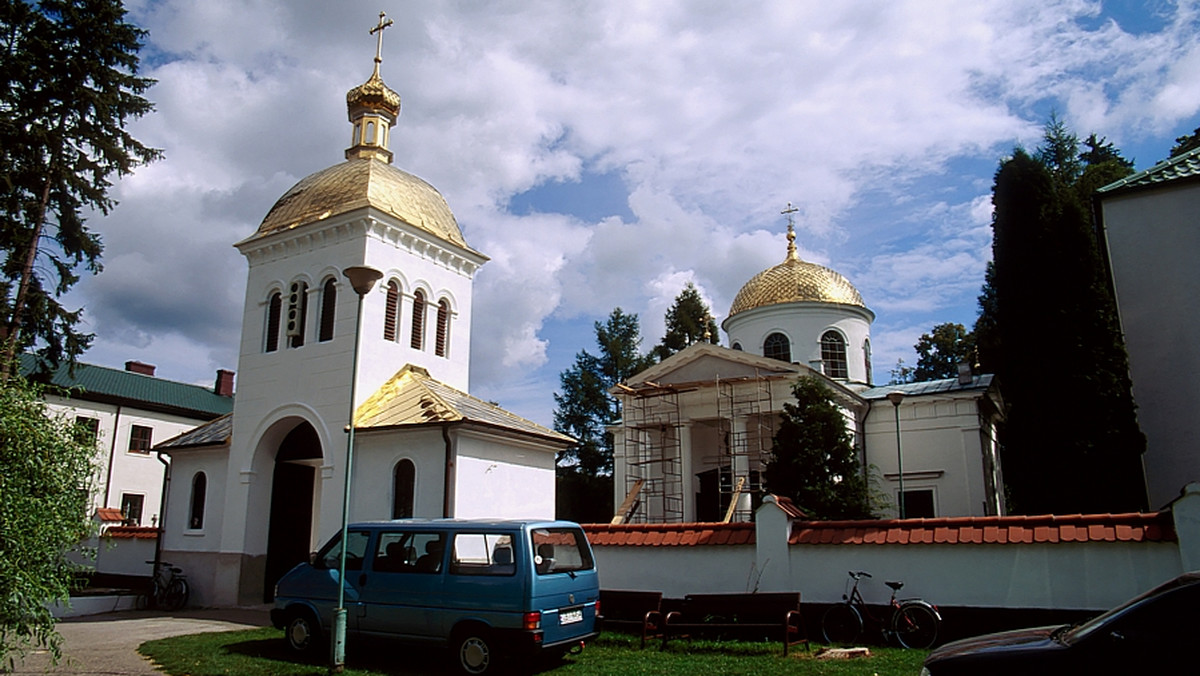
[128,425,152,454]
[75,416,100,445]
[451,533,516,576]
[902,489,936,519]
[374,531,444,574]
[120,493,145,525]
[532,527,595,576]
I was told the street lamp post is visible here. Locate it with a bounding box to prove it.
[886,390,906,519]
[331,265,382,673]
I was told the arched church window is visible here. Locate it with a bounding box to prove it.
[863,338,873,385]
[763,332,791,362]
[384,281,400,342]
[411,290,425,350]
[393,459,415,519]
[287,281,308,348]
[265,292,282,352]
[821,331,848,379]
[188,472,207,530]
[435,299,450,357]
[319,278,337,342]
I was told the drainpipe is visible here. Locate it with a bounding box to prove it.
[442,423,455,518]
[102,405,122,507]
[153,448,171,577]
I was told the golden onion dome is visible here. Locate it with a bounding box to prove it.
[728,225,867,318]
[254,158,469,249]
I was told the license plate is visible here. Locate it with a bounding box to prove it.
[559,608,583,625]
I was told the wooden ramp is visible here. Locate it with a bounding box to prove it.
[611,479,645,524]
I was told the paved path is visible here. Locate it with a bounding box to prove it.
[8,607,271,675]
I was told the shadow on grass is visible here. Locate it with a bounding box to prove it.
[219,634,582,675]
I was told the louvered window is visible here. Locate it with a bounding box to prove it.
[435,299,450,357]
[384,281,400,342]
[411,290,425,350]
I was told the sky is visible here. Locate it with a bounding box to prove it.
[64,0,1200,428]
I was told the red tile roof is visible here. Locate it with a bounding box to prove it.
[790,512,1175,546]
[103,526,159,539]
[585,522,755,547]
[94,507,124,522]
[583,512,1175,548]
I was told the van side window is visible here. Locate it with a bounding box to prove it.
[374,531,444,574]
[317,530,371,571]
[450,533,516,576]
[532,527,594,575]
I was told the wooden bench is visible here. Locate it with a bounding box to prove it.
[598,589,664,648]
[661,591,808,655]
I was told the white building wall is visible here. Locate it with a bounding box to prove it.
[43,394,211,526]
[863,395,998,518]
[1101,181,1200,508]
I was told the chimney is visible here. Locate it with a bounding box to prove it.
[125,361,156,376]
[214,369,235,397]
[957,362,973,385]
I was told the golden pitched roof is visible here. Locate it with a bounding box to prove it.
[252,158,471,250]
[727,224,867,317]
[354,364,575,445]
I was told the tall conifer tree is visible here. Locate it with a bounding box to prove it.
[976,120,1145,514]
[0,0,160,375]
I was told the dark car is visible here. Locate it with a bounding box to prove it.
[921,572,1199,675]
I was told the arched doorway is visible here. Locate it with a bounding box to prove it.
[263,422,321,602]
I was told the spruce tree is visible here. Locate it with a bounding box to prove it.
[0,0,161,376]
[764,376,875,519]
[653,282,719,360]
[553,308,654,522]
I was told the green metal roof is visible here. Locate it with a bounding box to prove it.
[20,354,234,419]
[1097,146,1200,195]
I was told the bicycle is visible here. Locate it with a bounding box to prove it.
[821,570,941,649]
[140,559,190,611]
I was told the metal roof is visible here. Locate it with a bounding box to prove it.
[858,373,995,400]
[22,355,233,419]
[1097,146,1200,195]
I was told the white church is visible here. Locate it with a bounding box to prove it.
[157,35,572,607]
[610,223,1006,525]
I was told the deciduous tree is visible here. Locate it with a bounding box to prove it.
[0,375,96,666]
[0,0,160,376]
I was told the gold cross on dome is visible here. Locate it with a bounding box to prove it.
[370,11,394,67]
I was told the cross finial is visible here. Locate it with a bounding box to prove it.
[370,11,394,74]
[782,202,799,260]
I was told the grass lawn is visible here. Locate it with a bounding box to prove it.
[139,627,928,676]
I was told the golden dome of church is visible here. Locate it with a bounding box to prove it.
[727,224,867,318]
[249,18,469,252]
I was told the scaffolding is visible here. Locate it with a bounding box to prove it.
[711,373,776,522]
[617,383,684,524]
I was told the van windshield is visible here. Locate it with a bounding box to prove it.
[531,527,594,575]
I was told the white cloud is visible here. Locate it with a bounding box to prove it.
[58,0,1200,422]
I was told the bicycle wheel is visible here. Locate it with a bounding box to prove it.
[821,603,863,645]
[892,602,939,649]
[162,577,189,611]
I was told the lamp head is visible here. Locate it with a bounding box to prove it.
[343,266,383,297]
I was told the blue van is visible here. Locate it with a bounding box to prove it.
[270,519,600,674]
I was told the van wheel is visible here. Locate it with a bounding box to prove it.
[453,627,495,674]
[285,609,322,654]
